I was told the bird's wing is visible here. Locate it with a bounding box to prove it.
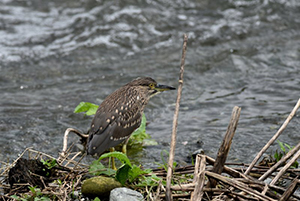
[89,108,109,135]
[87,103,142,155]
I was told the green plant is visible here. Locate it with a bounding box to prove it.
[55,179,63,186]
[128,113,157,147]
[29,186,43,198]
[102,152,150,185]
[41,158,57,169]
[128,164,152,183]
[274,140,298,168]
[136,173,165,187]
[40,158,57,177]
[89,151,153,185]
[11,187,51,201]
[10,195,27,201]
[99,151,132,167]
[74,101,98,116]
[88,160,116,176]
[154,150,177,171]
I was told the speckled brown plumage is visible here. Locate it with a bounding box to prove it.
[87,77,175,156]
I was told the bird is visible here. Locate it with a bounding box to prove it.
[87,77,175,156]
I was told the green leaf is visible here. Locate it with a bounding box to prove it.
[284,143,292,151]
[143,139,158,146]
[56,179,62,186]
[89,160,115,176]
[277,140,286,153]
[116,164,131,185]
[34,197,51,201]
[292,161,299,168]
[128,165,150,183]
[274,151,279,161]
[161,150,169,171]
[137,174,164,187]
[129,113,151,145]
[89,160,105,172]
[138,113,146,131]
[41,159,57,169]
[74,102,99,116]
[10,195,20,200]
[93,197,101,201]
[99,151,132,167]
[29,186,37,194]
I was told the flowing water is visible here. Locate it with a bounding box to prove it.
[1,0,300,168]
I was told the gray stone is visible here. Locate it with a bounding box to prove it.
[110,187,144,201]
[192,148,204,157]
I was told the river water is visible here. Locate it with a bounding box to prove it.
[0,0,299,168]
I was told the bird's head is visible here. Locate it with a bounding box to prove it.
[128,77,176,98]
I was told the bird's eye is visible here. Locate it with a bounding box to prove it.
[149,83,155,89]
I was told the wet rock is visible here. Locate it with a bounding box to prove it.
[110,187,143,201]
[192,148,205,158]
[81,176,122,198]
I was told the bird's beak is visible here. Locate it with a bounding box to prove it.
[155,84,176,92]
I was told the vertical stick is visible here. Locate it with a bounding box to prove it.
[191,154,206,201]
[208,106,241,188]
[165,34,188,201]
[193,154,201,183]
[245,98,300,175]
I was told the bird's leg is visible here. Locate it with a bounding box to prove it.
[109,147,117,170]
[122,144,127,155]
[122,138,130,154]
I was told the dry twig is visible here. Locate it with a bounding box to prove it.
[58,127,88,162]
[165,34,188,201]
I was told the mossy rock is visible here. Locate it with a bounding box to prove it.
[81,176,122,198]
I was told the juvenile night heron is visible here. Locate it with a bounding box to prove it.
[87,77,175,156]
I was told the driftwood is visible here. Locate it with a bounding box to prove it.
[208,106,241,188]
[190,154,206,201]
